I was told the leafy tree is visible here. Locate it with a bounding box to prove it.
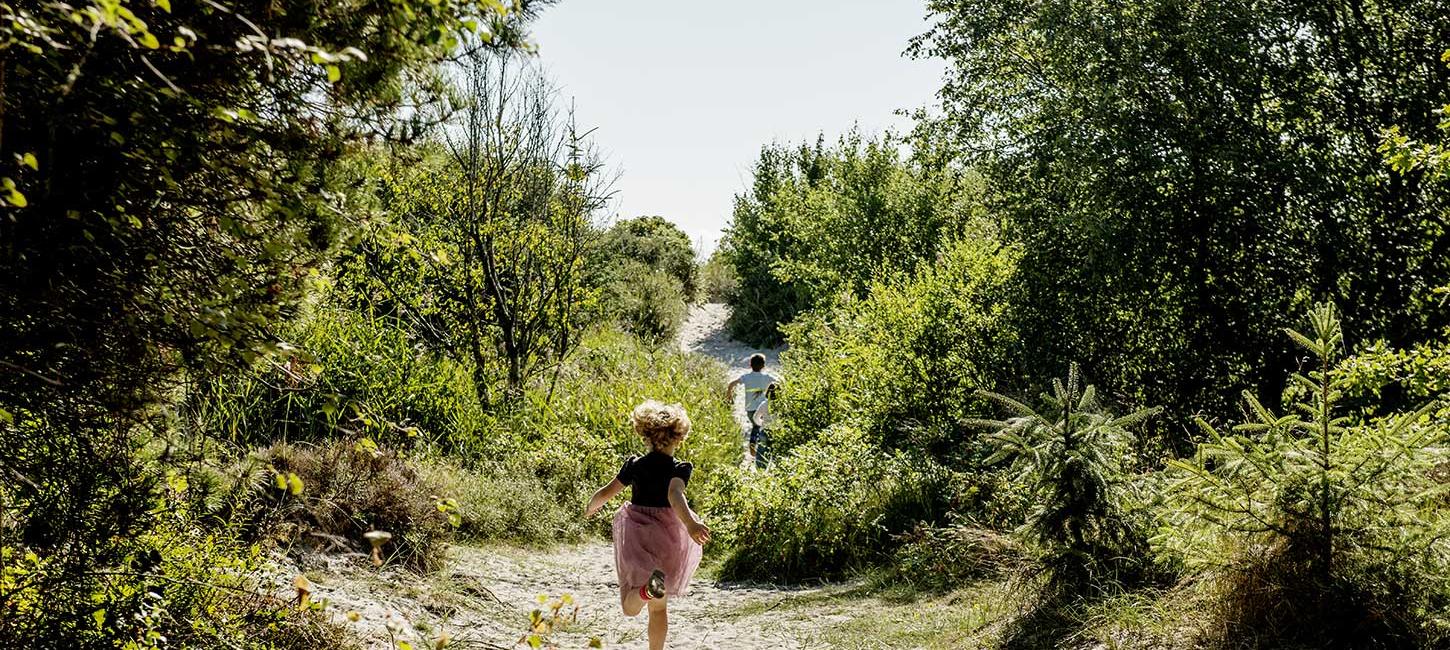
[0,0,538,642]
[1167,304,1450,645]
[593,215,698,299]
[434,49,610,400]
[912,0,1450,438]
[968,365,1162,595]
[720,130,981,345]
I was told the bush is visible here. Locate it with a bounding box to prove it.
[602,263,690,343]
[591,216,699,299]
[970,364,1163,596]
[247,440,454,572]
[698,248,739,303]
[714,425,953,582]
[188,306,491,454]
[418,456,593,543]
[775,232,1019,455]
[0,515,356,650]
[883,519,1025,592]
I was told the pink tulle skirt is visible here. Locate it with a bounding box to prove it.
[612,503,703,597]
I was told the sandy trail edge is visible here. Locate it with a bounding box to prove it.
[291,541,848,650]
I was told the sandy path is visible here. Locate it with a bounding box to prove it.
[293,541,847,650]
[676,303,785,378]
[677,303,786,441]
[292,304,832,649]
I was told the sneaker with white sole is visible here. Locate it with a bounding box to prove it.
[646,569,667,600]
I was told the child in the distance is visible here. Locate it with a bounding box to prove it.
[585,400,711,650]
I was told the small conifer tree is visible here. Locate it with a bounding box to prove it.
[1168,303,1450,644]
[968,364,1162,596]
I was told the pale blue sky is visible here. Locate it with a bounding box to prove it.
[529,0,945,253]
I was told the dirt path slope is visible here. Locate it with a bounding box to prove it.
[676,303,785,378]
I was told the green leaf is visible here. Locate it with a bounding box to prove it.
[0,407,12,424]
[92,609,106,629]
[326,65,341,83]
[155,0,170,12]
[6,189,26,207]
[21,153,38,170]
[139,32,160,49]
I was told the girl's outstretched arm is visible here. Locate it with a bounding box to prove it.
[668,477,711,545]
[585,479,625,518]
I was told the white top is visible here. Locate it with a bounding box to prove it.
[737,371,777,412]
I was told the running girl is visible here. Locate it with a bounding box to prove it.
[585,400,711,650]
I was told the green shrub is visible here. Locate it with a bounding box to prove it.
[188,306,491,454]
[969,364,1162,596]
[0,515,356,650]
[698,248,739,303]
[247,440,454,572]
[776,233,1020,455]
[417,457,592,543]
[591,216,699,299]
[714,425,952,582]
[601,263,690,343]
[1166,304,1450,647]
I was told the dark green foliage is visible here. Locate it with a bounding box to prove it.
[593,216,700,299]
[0,0,534,643]
[1168,304,1450,647]
[720,131,982,345]
[713,425,954,583]
[969,365,1162,596]
[911,0,1450,437]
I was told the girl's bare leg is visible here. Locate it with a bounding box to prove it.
[646,596,668,650]
[620,586,644,617]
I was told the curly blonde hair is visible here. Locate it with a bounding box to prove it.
[631,400,691,450]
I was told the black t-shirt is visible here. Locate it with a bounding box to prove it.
[615,450,693,508]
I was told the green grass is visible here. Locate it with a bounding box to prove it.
[708,570,1217,650]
